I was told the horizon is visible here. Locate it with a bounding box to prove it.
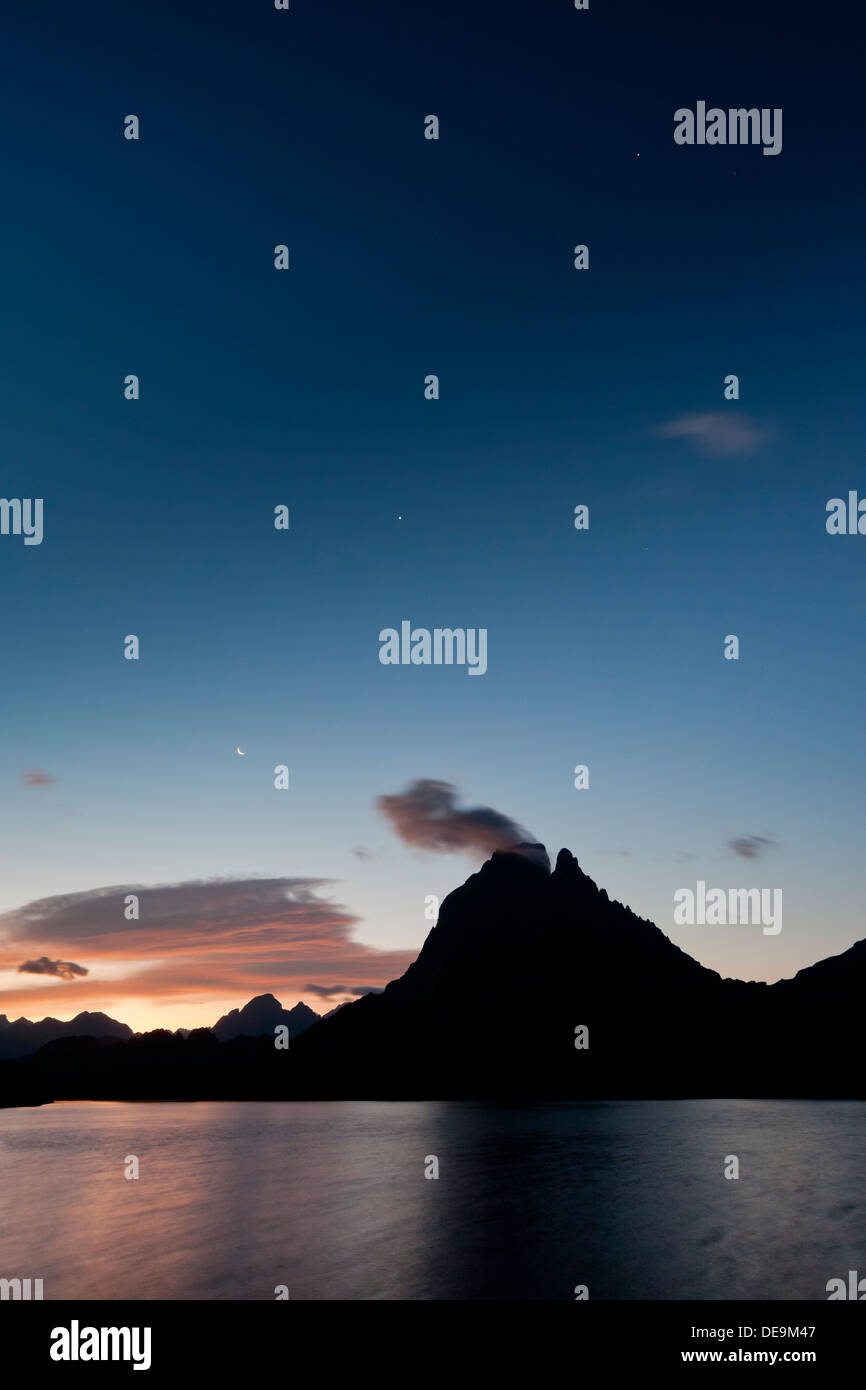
[2,840,863,1034]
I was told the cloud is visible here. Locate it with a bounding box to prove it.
[351,847,376,861]
[728,835,777,860]
[17,956,88,980]
[20,769,56,786]
[0,876,415,1017]
[654,413,768,456]
[376,779,534,858]
[305,983,385,998]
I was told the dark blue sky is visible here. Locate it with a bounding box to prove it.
[2,0,865,1028]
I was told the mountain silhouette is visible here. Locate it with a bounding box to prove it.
[0,1009,132,1061]
[289,846,866,1098]
[211,994,320,1041]
[3,847,865,1103]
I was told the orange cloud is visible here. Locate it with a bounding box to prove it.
[0,877,415,1029]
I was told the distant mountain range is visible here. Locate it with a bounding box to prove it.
[0,1010,133,1060]
[2,846,865,1104]
[0,994,321,1060]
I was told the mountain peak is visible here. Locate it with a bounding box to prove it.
[554,847,579,872]
[211,994,321,1042]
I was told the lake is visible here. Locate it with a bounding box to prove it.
[0,1099,862,1299]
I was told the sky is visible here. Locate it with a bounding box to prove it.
[1,0,865,1032]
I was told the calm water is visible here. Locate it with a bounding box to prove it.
[0,1099,863,1300]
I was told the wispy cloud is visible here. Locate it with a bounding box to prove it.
[728,834,777,860]
[654,413,768,456]
[19,769,56,787]
[305,983,385,998]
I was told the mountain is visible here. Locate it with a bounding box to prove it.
[0,1010,132,1060]
[4,846,865,1102]
[211,994,320,1041]
[289,846,866,1098]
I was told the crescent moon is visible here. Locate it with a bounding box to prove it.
[236,747,245,756]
